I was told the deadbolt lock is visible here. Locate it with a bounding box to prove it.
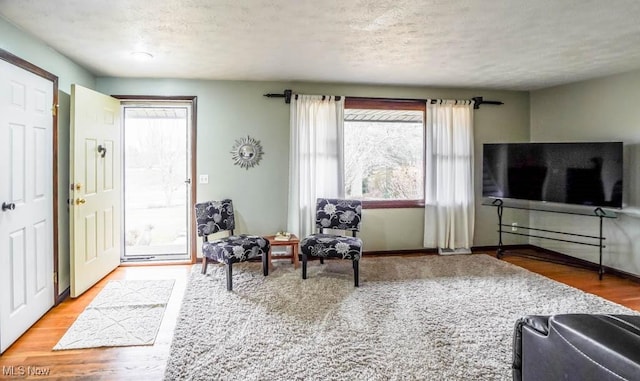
[75,183,82,190]
[75,198,86,205]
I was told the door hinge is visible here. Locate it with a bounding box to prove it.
[52,103,59,117]
[53,271,58,283]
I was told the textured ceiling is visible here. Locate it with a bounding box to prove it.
[2,0,640,90]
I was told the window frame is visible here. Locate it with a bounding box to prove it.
[344,97,426,209]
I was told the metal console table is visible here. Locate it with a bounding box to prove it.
[487,199,617,280]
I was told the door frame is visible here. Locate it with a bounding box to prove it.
[0,48,60,301]
[113,95,197,263]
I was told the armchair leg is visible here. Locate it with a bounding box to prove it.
[353,260,359,287]
[263,252,269,276]
[320,258,324,265]
[201,257,208,274]
[226,262,233,291]
[302,254,308,279]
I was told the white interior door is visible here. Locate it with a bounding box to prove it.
[70,85,121,297]
[0,59,54,353]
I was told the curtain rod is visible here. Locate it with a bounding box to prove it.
[262,89,503,110]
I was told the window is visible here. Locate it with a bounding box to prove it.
[344,99,425,208]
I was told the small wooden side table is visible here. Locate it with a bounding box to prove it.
[264,234,300,270]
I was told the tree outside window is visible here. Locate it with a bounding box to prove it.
[344,100,425,208]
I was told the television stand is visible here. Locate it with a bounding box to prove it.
[487,199,617,280]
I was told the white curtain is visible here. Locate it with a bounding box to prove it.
[423,100,475,250]
[287,94,345,238]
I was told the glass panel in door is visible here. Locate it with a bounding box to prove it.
[123,106,190,260]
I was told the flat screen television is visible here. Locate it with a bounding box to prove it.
[482,142,623,208]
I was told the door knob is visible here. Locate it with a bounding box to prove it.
[2,202,16,211]
[75,198,86,205]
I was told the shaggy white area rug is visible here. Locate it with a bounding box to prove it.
[164,255,635,380]
[54,279,174,350]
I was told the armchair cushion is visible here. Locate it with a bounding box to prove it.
[202,234,269,264]
[300,234,363,260]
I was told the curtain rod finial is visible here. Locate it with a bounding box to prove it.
[471,96,483,109]
[471,96,503,109]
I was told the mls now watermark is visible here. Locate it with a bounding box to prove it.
[3,365,51,377]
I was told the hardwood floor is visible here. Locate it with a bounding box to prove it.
[500,251,640,311]
[0,265,191,380]
[1,252,639,380]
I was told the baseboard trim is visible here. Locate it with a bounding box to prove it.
[471,244,531,253]
[363,248,438,256]
[364,246,529,256]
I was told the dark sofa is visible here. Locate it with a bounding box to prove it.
[513,314,640,381]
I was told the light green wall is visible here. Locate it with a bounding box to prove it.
[531,69,640,276]
[97,78,530,251]
[1,16,96,295]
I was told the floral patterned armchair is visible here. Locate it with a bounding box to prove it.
[300,198,363,286]
[195,199,270,291]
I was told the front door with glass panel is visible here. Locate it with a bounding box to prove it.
[122,104,192,261]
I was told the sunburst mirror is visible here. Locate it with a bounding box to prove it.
[230,135,264,169]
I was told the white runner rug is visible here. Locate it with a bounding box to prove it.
[54,279,175,350]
